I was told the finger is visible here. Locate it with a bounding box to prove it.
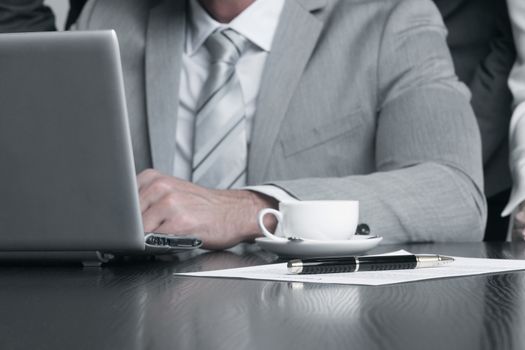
[513,229,525,241]
[514,221,525,232]
[137,169,163,192]
[142,205,168,233]
[514,211,525,225]
[155,220,193,237]
[139,180,173,213]
[142,195,182,232]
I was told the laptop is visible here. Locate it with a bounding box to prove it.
[0,30,202,265]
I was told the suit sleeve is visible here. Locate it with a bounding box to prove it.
[0,0,56,33]
[503,0,525,215]
[270,0,486,243]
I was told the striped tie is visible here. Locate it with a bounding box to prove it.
[192,29,250,189]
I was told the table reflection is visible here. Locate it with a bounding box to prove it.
[1,243,525,350]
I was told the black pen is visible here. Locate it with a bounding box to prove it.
[287,254,454,274]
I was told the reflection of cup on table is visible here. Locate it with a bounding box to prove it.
[258,201,359,241]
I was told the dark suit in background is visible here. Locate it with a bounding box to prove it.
[434,0,516,241]
[0,0,86,32]
[65,0,86,29]
[0,0,55,32]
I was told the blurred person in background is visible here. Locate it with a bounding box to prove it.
[503,0,525,240]
[434,0,516,241]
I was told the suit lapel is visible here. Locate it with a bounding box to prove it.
[248,0,325,184]
[145,0,186,174]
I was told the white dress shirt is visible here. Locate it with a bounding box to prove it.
[174,0,295,202]
[503,0,525,216]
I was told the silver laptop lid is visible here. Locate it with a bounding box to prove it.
[0,30,144,252]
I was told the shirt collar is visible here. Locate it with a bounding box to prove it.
[186,0,286,55]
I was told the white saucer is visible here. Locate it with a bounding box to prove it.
[255,235,383,258]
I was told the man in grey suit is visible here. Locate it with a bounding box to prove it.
[74,0,486,249]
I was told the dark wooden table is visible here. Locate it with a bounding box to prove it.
[1,242,525,350]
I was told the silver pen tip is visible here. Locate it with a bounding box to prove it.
[438,255,454,262]
[416,255,454,268]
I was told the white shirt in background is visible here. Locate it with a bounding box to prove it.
[503,0,525,216]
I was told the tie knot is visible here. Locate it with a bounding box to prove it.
[204,29,250,65]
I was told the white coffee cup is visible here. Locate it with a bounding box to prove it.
[257,200,359,241]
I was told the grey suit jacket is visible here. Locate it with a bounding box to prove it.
[76,0,486,243]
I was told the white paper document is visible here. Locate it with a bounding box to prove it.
[175,250,525,286]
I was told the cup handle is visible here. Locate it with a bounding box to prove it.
[257,208,283,240]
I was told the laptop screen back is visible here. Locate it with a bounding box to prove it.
[0,31,144,252]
